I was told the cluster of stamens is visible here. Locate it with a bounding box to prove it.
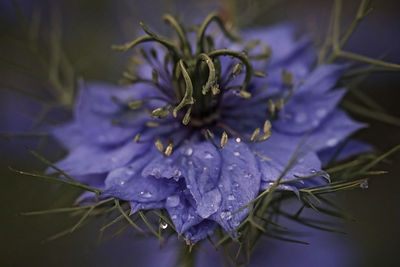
[112,13,291,155]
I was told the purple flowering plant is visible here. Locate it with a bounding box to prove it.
[10,0,400,265]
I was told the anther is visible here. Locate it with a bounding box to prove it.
[152,69,159,84]
[268,99,276,115]
[128,100,144,110]
[220,131,228,148]
[146,121,160,127]
[257,132,272,142]
[155,139,164,152]
[152,107,170,118]
[239,90,252,99]
[164,143,173,156]
[263,120,271,133]
[250,128,261,142]
[282,70,293,85]
[134,133,141,143]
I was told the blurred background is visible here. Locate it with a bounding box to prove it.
[0,0,399,266]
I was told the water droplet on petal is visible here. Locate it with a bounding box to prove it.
[140,191,152,198]
[233,151,240,157]
[233,182,239,188]
[185,147,193,156]
[166,195,180,208]
[125,169,134,176]
[119,180,126,185]
[228,194,235,201]
[235,137,241,143]
[228,164,235,171]
[160,221,168,229]
[220,211,232,220]
[295,112,307,123]
[316,108,327,118]
[204,152,213,159]
[326,138,338,147]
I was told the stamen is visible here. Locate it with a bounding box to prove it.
[204,129,214,139]
[282,70,294,85]
[152,69,159,84]
[208,49,253,93]
[276,98,284,110]
[134,133,141,143]
[257,132,272,142]
[250,128,261,142]
[232,63,243,76]
[250,45,271,60]
[253,71,267,78]
[182,106,192,125]
[263,120,271,133]
[239,90,252,99]
[220,131,228,148]
[211,83,220,95]
[128,100,145,110]
[268,99,276,115]
[164,143,173,156]
[146,121,160,127]
[151,107,170,118]
[155,139,164,152]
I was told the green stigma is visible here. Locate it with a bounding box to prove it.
[113,12,268,127]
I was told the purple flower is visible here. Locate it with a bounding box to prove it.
[51,14,368,243]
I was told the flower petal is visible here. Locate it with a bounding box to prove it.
[274,89,346,134]
[55,141,149,176]
[209,140,261,232]
[318,140,373,166]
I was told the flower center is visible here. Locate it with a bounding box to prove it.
[114,13,269,128]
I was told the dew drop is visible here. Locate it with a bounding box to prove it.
[233,151,240,157]
[316,108,327,118]
[295,112,307,123]
[228,194,235,201]
[235,137,241,143]
[166,195,180,208]
[204,152,213,159]
[119,180,126,185]
[160,221,168,229]
[233,182,239,188]
[125,169,134,176]
[185,147,193,156]
[140,191,152,198]
[220,211,232,220]
[326,138,338,147]
[228,164,235,171]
